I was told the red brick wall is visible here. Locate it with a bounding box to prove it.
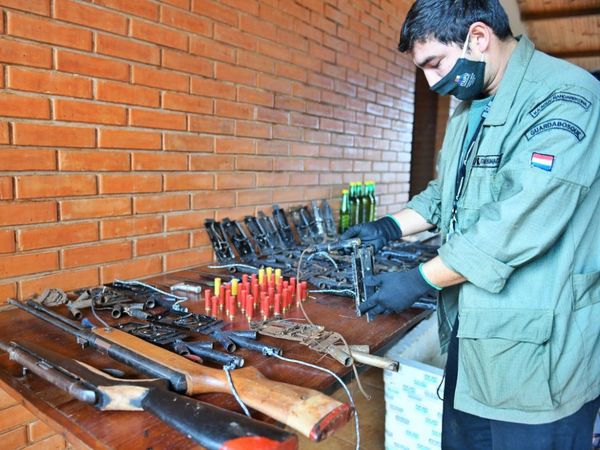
[0,0,416,303]
[0,387,71,449]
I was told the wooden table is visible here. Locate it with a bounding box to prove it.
[0,265,430,449]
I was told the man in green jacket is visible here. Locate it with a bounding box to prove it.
[343,0,600,448]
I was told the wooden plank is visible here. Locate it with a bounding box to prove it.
[525,15,600,55]
[517,0,600,18]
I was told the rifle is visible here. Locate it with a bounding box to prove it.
[9,299,353,442]
[290,207,314,245]
[204,219,237,264]
[272,205,296,248]
[319,200,338,239]
[221,218,257,263]
[310,200,327,242]
[244,215,275,256]
[257,211,287,252]
[0,340,296,450]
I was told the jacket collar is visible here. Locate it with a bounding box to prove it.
[484,35,535,126]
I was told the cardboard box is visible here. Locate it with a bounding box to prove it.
[384,315,445,450]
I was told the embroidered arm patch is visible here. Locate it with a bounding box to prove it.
[529,91,591,118]
[525,119,586,142]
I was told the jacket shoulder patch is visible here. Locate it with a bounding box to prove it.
[529,91,591,118]
[525,119,586,142]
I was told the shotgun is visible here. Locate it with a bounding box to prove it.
[0,340,297,450]
[9,299,353,442]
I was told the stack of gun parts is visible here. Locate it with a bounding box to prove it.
[205,200,440,312]
[204,268,308,323]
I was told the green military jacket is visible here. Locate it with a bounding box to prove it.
[406,36,600,424]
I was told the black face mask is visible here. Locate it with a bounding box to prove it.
[431,33,486,101]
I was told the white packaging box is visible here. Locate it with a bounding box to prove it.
[384,314,446,450]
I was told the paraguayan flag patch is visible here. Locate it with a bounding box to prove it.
[531,152,554,172]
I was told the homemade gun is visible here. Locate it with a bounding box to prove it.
[310,200,327,242]
[320,200,338,239]
[221,218,257,263]
[9,299,353,442]
[244,215,275,256]
[257,211,287,252]
[146,310,282,356]
[204,219,237,264]
[0,340,296,450]
[252,320,399,372]
[272,205,296,248]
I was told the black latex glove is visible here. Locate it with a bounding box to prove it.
[359,267,434,317]
[340,216,402,252]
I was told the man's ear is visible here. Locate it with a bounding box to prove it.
[467,21,492,56]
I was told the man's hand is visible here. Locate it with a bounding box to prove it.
[359,267,435,317]
[341,216,402,252]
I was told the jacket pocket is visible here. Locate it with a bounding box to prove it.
[457,308,554,411]
[456,207,480,233]
[572,271,600,310]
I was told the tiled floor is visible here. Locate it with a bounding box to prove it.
[297,367,386,450]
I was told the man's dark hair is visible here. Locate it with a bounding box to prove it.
[398,0,513,53]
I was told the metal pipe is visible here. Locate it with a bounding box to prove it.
[183,342,244,368]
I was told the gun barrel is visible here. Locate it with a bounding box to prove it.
[183,342,244,368]
[9,299,189,393]
[9,299,89,341]
[1,341,97,404]
[226,334,282,356]
[228,330,258,340]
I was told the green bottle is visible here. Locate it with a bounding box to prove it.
[339,189,350,233]
[361,183,371,224]
[352,182,363,225]
[368,181,377,221]
[348,182,356,226]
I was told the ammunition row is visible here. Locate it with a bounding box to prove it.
[204,268,308,322]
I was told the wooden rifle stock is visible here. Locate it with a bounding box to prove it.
[1,340,298,450]
[93,327,353,442]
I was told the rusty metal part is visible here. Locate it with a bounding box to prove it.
[33,289,68,307]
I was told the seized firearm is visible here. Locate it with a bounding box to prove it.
[257,211,287,251]
[310,200,327,242]
[0,340,296,450]
[204,219,238,264]
[253,319,399,372]
[244,215,275,256]
[221,217,257,263]
[145,311,283,356]
[272,205,296,248]
[290,207,314,245]
[319,200,338,239]
[10,299,353,442]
